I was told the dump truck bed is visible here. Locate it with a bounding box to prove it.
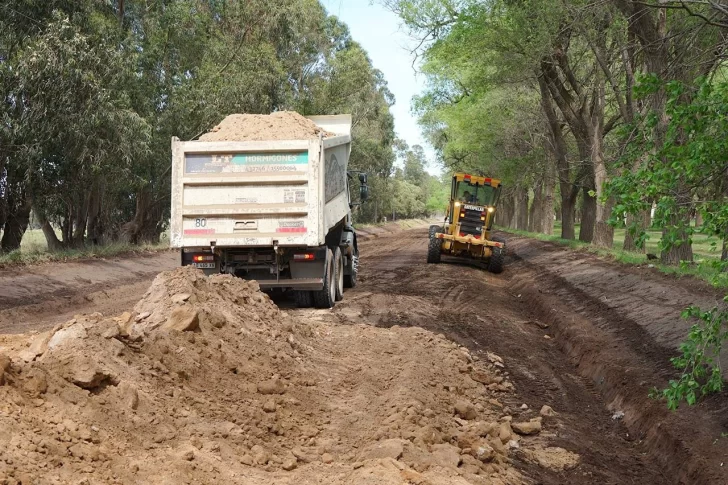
[170,115,352,250]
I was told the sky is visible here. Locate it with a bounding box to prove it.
[320,0,438,174]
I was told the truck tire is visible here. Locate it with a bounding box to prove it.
[313,248,336,309]
[429,225,440,238]
[294,290,313,308]
[427,235,442,264]
[344,251,358,289]
[488,236,506,274]
[334,246,344,301]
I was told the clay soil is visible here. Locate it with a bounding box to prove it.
[198,112,333,142]
[1,226,728,484]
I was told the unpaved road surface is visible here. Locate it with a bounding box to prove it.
[1,228,728,484]
[0,251,179,334]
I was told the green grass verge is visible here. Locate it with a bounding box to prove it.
[0,229,170,267]
[502,224,728,289]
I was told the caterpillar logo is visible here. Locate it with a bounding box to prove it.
[464,204,485,211]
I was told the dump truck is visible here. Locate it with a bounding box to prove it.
[427,173,505,273]
[170,114,368,309]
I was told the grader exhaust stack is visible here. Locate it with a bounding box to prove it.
[427,173,505,273]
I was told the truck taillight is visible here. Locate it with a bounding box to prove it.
[294,253,315,261]
[193,255,214,262]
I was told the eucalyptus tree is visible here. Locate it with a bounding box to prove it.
[0,0,402,251]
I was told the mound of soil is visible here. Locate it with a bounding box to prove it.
[0,267,564,484]
[199,112,333,142]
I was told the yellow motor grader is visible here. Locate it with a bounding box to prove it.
[427,173,505,273]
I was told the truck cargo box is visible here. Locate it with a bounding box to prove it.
[170,115,352,250]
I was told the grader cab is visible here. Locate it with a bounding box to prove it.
[427,173,506,273]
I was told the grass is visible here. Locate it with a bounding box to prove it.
[0,228,170,267]
[503,222,728,289]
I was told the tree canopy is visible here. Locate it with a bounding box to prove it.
[0,0,442,252]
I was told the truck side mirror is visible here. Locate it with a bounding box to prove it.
[358,173,368,185]
[360,184,369,203]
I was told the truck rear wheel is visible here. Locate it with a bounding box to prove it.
[334,246,344,301]
[427,235,442,264]
[294,290,313,308]
[313,249,336,309]
[344,251,358,288]
[488,236,506,274]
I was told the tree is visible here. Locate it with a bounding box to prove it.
[0,0,402,251]
[611,0,725,263]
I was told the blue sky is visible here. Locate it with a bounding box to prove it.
[320,0,438,174]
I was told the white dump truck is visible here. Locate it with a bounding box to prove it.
[170,114,368,308]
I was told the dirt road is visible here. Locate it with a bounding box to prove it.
[302,229,728,484]
[1,228,727,484]
[0,252,179,334]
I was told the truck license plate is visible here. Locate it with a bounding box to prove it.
[192,263,215,269]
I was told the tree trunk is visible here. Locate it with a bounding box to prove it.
[590,82,614,249]
[528,181,542,233]
[593,196,615,248]
[71,193,91,248]
[507,192,517,229]
[0,197,31,253]
[86,182,104,245]
[119,186,165,245]
[660,224,693,264]
[538,73,576,240]
[541,162,556,235]
[660,187,694,264]
[0,164,7,232]
[579,185,596,243]
[623,210,650,252]
[496,195,512,228]
[34,207,64,251]
[561,195,577,240]
[515,187,529,231]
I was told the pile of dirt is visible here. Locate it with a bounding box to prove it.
[199,112,333,142]
[0,267,568,484]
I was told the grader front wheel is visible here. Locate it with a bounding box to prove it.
[427,236,442,264]
[488,236,506,274]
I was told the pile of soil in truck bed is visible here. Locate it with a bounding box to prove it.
[198,111,333,142]
[0,267,573,484]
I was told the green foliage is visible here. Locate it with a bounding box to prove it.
[0,0,401,251]
[651,302,728,410]
[608,77,728,259]
[387,142,447,219]
[299,38,398,223]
